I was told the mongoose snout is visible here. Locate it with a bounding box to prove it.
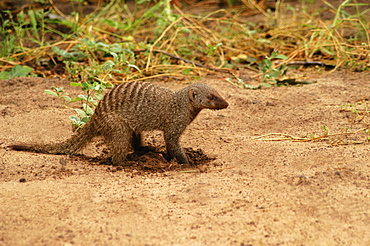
[207,94,229,110]
[10,82,228,165]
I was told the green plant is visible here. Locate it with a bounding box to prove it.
[1,0,369,127]
[225,77,265,90]
[301,0,370,68]
[0,65,34,79]
[206,42,223,58]
[260,51,289,84]
[44,86,72,106]
[45,81,112,129]
[52,39,140,83]
[225,51,291,89]
[342,101,370,115]
[0,12,17,58]
[338,101,370,143]
[9,8,56,47]
[305,125,329,141]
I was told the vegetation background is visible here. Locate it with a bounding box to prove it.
[1,0,369,126]
[1,1,369,81]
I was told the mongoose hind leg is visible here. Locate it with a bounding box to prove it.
[101,119,133,166]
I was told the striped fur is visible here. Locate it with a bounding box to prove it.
[10,82,228,165]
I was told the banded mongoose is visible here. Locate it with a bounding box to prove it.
[11,82,229,165]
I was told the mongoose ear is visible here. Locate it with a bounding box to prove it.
[189,88,198,102]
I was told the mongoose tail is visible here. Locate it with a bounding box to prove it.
[10,143,72,155]
[9,122,96,156]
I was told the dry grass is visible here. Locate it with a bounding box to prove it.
[0,0,369,83]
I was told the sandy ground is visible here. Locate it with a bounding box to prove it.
[1,70,370,245]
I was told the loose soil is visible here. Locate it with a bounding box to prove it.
[1,70,370,245]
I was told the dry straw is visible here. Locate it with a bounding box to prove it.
[1,0,369,80]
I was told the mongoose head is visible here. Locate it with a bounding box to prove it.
[188,83,229,110]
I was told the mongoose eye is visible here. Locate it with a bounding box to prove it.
[208,95,217,101]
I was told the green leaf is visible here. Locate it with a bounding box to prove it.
[268,69,281,78]
[69,115,82,125]
[69,115,80,121]
[83,103,94,116]
[260,83,272,88]
[10,65,33,78]
[109,44,124,53]
[80,116,90,123]
[242,84,260,89]
[270,51,277,58]
[51,86,64,93]
[28,10,37,29]
[111,53,119,63]
[320,46,334,56]
[70,96,83,102]
[44,90,58,97]
[95,93,104,100]
[0,71,10,80]
[61,95,71,102]
[70,82,82,87]
[274,54,288,60]
[137,0,151,4]
[52,46,86,61]
[263,58,272,68]
[77,94,89,101]
[103,60,115,70]
[127,62,141,72]
[81,82,89,91]
[93,83,102,91]
[103,19,128,30]
[75,108,87,118]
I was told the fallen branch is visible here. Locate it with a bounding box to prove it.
[251,127,369,142]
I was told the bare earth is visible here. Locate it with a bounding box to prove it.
[1,70,370,245]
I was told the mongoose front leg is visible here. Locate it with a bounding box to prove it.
[132,132,143,151]
[164,133,189,164]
